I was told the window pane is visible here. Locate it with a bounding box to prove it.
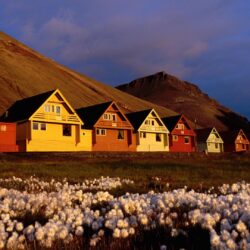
[56,106,61,114]
[63,124,71,136]
[0,125,7,132]
[44,105,50,112]
[156,134,161,142]
[33,123,39,130]
[118,130,124,139]
[40,123,46,131]
[184,136,190,144]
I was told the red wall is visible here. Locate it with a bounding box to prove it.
[169,134,196,152]
[92,129,136,151]
[0,123,18,152]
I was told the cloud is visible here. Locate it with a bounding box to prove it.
[1,0,250,117]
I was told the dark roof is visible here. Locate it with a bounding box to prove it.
[0,90,55,122]
[162,114,182,132]
[195,128,213,142]
[220,130,241,144]
[126,109,152,131]
[76,101,112,129]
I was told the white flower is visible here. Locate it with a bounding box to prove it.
[113,228,120,238]
[236,221,247,233]
[75,226,84,236]
[121,229,129,238]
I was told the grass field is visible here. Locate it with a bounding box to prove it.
[1,152,250,249]
[1,151,250,192]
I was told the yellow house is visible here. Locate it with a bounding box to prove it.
[195,127,224,153]
[126,109,169,151]
[1,89,92,152]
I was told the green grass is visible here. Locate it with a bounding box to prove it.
[0,152,250,192]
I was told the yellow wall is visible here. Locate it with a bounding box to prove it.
[16,91,92,152]
[17,121,92,152]
[197,130,224,153]
[136,111,169,152]
[136,132,169,152]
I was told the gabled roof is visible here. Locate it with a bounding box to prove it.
[126,109,152,131]
[76,101,113,129]
[220,129,249,144]
[0,90,55,122]
[161,114,182,132]
[195,127,220,142]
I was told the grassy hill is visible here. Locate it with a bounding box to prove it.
[0,32,175,117]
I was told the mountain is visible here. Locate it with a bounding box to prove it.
[0,32,175,117]
[117,71,250,131]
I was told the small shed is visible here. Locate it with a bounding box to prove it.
[0,122,18,152]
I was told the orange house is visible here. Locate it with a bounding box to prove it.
[220,129,249,152]
[162,114,196,152]
[76,101,136,151]
[0,122,18,152]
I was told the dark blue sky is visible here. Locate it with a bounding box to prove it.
[1,1,250,119]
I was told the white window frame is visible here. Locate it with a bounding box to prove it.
[44,104,50,113]
[0,125,7,132]
[40,123,47,131]
[173,135,178,141]
[96,128,106,136]
[56,106,61,115]
[33,122,39,130]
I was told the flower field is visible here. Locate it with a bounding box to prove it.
[0,176,249,250]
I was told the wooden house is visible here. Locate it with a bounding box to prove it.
[195,127,224,153]
[0,89,92,152]
[0,122,19,152]
[76,101,136,151]
[126,109,169,151]
[162,114,196,152]
[220,129,249,152]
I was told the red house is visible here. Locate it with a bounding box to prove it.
[0,122,18,152]
[77,101,136,151]
[220,129,249,152]
[162,114,196,152]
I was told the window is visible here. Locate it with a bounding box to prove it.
[56,106,61,115]
[184,136,190,144]
[152,120,155,126]
[52,105,55,112]
[40,123,46,131]
[140,132,146,138]
[176,123,184,130]
[215,143,218,149]
[118,130,124,140]
[63,124,71,136]
[33,122,39,130]
[242,144,245,149]
[103,113,116,121]
[156,134,161,142]
[96,128,106,136]
[145,120,150,125]
[44,104,50,112]
[0,125,7,132]
[173,135,178,141]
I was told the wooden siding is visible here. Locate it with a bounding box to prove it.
[92,103,136,151]
[0,122,18,152]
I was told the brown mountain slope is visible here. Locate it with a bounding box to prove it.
[0,32,176,117]
[117,71,250,131]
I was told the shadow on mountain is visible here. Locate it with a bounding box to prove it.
[216,109,250,132]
